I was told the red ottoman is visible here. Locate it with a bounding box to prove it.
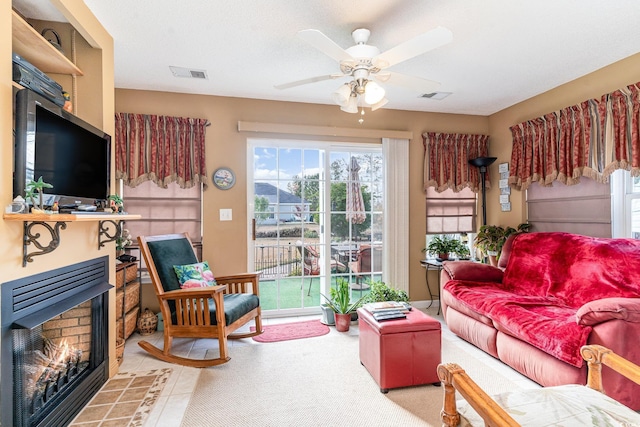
[358,307,441,393]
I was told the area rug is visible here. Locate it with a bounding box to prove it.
[70,368,172,427]
[250,319,330,342]
[181,326,528,426]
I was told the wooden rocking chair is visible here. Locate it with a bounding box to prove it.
[137,233,263,368]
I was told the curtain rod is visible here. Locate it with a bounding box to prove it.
[237,121,413,140]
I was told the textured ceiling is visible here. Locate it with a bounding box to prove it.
[13,0,640,116]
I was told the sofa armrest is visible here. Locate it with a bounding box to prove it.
[577,298,640,326]
[441,261,504,283]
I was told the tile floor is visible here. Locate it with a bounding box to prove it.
[70,369,171,426]
[108,306,539,426]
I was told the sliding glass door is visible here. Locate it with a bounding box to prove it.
[248,139,383,316]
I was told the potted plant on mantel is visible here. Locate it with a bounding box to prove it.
[474,223,530,266]
[25,176,53,214]
[322,278,365,332]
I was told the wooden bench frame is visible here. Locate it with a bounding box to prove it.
[437,344,640,427]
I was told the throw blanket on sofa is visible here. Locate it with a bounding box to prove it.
[445,233,640,367]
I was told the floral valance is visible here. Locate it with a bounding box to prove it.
[509,82,640,191]
[115,113,209,189]
[423,132,491,193]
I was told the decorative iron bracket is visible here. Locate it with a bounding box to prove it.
[98,220,122,249]
[23,221,67,267]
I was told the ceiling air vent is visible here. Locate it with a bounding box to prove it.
[420,92,452,100]
[169,66,208,79]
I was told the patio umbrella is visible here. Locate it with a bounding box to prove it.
[346,156,366,224]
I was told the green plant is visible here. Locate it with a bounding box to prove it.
[454,243,471,259]
[362,281,409,304]
[25,176,53,211]
[474,223,530,258]
[321,278,365,314]
[423,235,460,258]
[109,194,124,212]
[116,228,133,251]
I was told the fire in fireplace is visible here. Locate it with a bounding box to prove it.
[1,257,112,427]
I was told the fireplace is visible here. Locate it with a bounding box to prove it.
[1,257,112,427]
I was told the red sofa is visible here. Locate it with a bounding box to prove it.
[440,232,640,410]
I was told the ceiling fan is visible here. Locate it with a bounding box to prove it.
[275,26,453,113]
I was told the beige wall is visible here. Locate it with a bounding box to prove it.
[116,90,489,302]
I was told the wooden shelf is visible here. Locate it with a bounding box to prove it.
[12,10,83,76]
[4,213,141,222]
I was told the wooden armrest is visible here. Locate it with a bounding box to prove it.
[582,344,640,392]
[158,285,226,300]
[437,363,520,427]
[215,272,261,295]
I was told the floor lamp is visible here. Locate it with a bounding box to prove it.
[469,157,497,226]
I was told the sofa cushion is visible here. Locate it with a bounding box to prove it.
[444,280,590,367]
[442,261,504,283]
[576,297,640,326]
[502,232,640,307]
[497,233,517,269]
[441,288,495,326]
[488,299,589,367]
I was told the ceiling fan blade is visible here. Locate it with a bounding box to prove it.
[374,26,452,69]
[274,74,344,90]
[297,29,354,63]
[384,71,441,94]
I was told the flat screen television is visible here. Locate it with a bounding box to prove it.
[13,89,111,208]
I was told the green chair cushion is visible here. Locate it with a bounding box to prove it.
[147,238,198,292]
[209,294,260,326]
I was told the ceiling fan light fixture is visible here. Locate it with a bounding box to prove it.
[332,84,352,106]
[371,97,389,111]
[340,95,359,113]
[364,80,385,105]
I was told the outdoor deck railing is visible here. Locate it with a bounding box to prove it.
[254,244,301,278]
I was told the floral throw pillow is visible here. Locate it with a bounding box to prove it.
[173,261,217,289]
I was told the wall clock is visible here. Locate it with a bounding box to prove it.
[212,167,236,190]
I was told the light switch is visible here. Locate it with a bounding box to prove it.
[219,208,232,221]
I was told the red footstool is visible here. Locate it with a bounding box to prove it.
[357,307,441,393]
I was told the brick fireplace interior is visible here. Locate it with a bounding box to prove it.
[1,256,112,427]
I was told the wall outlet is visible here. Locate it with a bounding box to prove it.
[219,208,232,221]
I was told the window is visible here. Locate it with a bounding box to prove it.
[611,170,640,239]
[425,187,476,234]
[425,186,476,259]
[120,180,203,279]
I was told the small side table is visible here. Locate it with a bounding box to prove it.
[420,259,443,314]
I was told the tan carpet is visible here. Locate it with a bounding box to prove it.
[180,325,522,427]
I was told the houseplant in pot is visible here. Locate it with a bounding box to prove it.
[423,235,460,261]
[322,278,365,332]
[453,241,471,260]
[474,223,530,266]
[361,281,409,304]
